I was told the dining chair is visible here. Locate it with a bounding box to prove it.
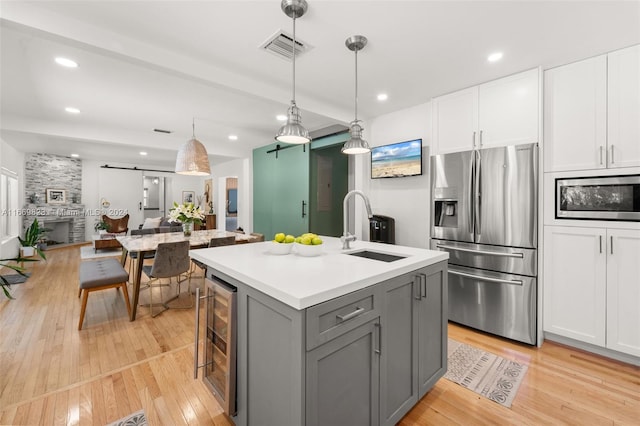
[141,240,191,317]
[127,228,157,278]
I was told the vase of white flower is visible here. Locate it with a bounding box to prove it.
[169,202,204,236]
[182,222,193,236]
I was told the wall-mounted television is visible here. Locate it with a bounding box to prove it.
[371,139,422,179]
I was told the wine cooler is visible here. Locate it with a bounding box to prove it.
[194,276,237,416]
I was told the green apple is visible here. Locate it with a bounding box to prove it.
[295,237,303,243]
[285,235,295,243]
[300,236,312,245]
[311,237,323,245]
[274,232,285,243]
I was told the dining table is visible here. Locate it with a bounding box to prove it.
[117,229,252,320]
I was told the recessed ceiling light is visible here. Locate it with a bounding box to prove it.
[55,57,78,68]
[65,107,80,114]
[139,151,148,156]
[377,93,388,101]
[70,153,79,158]
[487,52,503,62]
[276,114,287,121]
[228,135,238,141]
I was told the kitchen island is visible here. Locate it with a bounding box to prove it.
[190,236,449,426]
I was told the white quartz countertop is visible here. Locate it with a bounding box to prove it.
[189,236,449,310]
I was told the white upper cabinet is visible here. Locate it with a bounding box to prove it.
[608,44,640,169]
[478,68,540,149]
[545,44,640,172]
[544,55,607,171]
[432,87,478,154]
[432,68,539,155]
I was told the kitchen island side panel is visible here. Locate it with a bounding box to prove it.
[228,270,305,426]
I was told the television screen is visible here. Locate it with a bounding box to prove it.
[371,139,422,179]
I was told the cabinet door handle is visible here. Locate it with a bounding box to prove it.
[374,323,381,355]
[599,146,604,166]
[610,145,615,164]
[610,236,613,254]
[301,200,307,218]
[420,273,427,299]
[414,276,421,300]
[336,306,365,322]
[599,235,602,254]
[472,131,476,148]
[479,130,483,148]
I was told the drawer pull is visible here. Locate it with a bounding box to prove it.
[336,306,365,322]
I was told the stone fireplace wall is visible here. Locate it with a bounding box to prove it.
[23,153,86,244]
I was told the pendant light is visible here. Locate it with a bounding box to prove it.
[342,35,371,155]
[275,0,311,144]
[175,119,211,176]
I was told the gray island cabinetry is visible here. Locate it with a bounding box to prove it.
[190,237,448,426]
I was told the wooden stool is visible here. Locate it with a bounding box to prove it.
[78,258,131,330]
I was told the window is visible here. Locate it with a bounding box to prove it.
[1,169,19,240]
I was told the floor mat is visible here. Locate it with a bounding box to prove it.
[444,338,529,408]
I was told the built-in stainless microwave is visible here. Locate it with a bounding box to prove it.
[556,175,640,221]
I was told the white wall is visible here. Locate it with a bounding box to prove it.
[357,102,432,248]
[81,160,202,239]
[0,139,24,258]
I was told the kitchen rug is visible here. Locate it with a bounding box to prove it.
[0,273,30,284]
[444,339,528,408]
[106,409,147,426]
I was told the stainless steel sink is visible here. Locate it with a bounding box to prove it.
[346,250,406,262]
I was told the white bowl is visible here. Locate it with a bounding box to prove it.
[295,242,323,257]
[269,241,293,255]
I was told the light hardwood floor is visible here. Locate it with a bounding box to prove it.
[1,246,638,425]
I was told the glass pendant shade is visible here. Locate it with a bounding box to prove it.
[276,101,310,144]
[175,137,211,176]
[341,121,371,154]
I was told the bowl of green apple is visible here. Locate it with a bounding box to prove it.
[294,233,323,257]
[269,232,295,255]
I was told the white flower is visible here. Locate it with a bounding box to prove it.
[169,202,205,224]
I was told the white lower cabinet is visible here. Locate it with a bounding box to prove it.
[605,229,640,357]
[544,226,640,357]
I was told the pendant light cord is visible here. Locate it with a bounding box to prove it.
[354,48,358,122]
[292,17,296,103]
[192,118,196,138]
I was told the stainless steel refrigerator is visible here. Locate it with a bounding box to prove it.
[430,143,538,345]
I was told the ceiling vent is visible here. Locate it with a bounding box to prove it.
[260,29,312,61]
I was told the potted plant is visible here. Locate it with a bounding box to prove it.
[18,219,48,260]
[0,256,36,299]
[94,220,109,234]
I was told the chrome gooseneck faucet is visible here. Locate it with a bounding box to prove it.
[341,190,373,250]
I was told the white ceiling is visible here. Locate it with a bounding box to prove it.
[1,1,639,168]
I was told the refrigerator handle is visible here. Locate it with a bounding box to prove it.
[475,150,482,235]
[468,152,475,234]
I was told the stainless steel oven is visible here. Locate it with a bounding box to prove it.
[556,175,640,221]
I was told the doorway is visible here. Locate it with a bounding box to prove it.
[309,144,348,237]
[142,175,165,220]
[224,177,238,231]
